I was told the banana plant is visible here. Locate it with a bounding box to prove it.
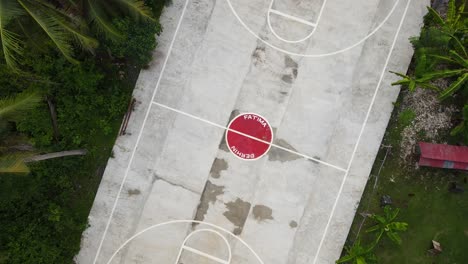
[451,104,468,143]
[336,239,377,264]
[365,206,408,246]
[425,0,466,35]
[391,0,467,100]
[391,47,468,100]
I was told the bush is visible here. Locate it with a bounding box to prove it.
[107,17,161,67]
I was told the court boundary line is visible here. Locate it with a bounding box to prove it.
[92,0,191,262]
[312,0,412,263]
[93,0,412,263]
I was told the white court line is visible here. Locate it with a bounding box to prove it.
[152,101,347,172]
[92,0,191,262]
[175,228,232,264]
[181,246,230,264]
[269,9,317,27]
[226,0,400,57]
[312,0,412,263]
[266,0,327,43]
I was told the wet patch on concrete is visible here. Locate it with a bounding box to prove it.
[282,56,299,84]
[289,220,298,228]
[282,75,294,84]
[268,138,301,162]
[219,110,240,152]
[193,181,225,225]
[252,204,274,222]
[223,198,251,235]
[210,158,228,179]
[127,189,141,196]
[284,56,298,68]
[252,46,266,66]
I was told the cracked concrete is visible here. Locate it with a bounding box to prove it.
[76,0,429,263]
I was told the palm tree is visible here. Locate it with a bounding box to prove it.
[0,90,41,173]
[0,90,88,174]
[365,206,408,245]
[336,239,377,264]
[0,0,153,70]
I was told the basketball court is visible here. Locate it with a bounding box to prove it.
[76,0,428,263]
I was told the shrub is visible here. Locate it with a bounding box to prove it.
[107,17,161,67]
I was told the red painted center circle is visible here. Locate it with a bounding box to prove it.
[226,113,273,160]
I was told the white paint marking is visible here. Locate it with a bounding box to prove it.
[226,0,400,57]
[92,0,191,262]
[268,9,317,27]
[105,220,264,264]
[152,101,347,172]
[175,228,232,264]
[312,1,412,263]
[181,246,230,263]
[266,0,326,43]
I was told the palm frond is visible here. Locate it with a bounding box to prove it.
[0,0,25,69]
[87,0,123,40]
[35,0,98,53]
[0,90,42,120]
[0,153,30,174]
[439,72,468,100]
[56,18,98,52]
[115,0,154,21]
[17,0,77,64]
[426,6,445,27]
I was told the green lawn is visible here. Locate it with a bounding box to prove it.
[345,102,468,264]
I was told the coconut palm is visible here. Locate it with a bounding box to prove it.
[0,90,41,173]
[336,239,377,264]
[365,206,408,245]
[0,0,153,70]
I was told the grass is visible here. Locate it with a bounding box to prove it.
[344,94,468,263]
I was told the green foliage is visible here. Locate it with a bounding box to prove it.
[84,0,154,40]
[0,154,30,174]
[0,0,159,70]
[0,0,165,262]
[0,0,97,70]
[14,54,128,150]
[451,104,468,143]
[106,17,160,66]
[366,206,408,245]
[392,0,468,100]
[397,109,416,128]
[424,0,466,35]
[336,239,377,264]
[0,90,41,122]
[0,158,88,264]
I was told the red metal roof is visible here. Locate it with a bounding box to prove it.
[418,142,468,170]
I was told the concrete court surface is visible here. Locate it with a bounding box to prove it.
[76,0,429,263]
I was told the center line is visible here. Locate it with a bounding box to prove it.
[152,101,347,172]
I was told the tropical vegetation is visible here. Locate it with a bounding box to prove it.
[340,1,467,263]
[0,0,168,262]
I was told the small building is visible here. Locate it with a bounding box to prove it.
[418,142,468,170]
